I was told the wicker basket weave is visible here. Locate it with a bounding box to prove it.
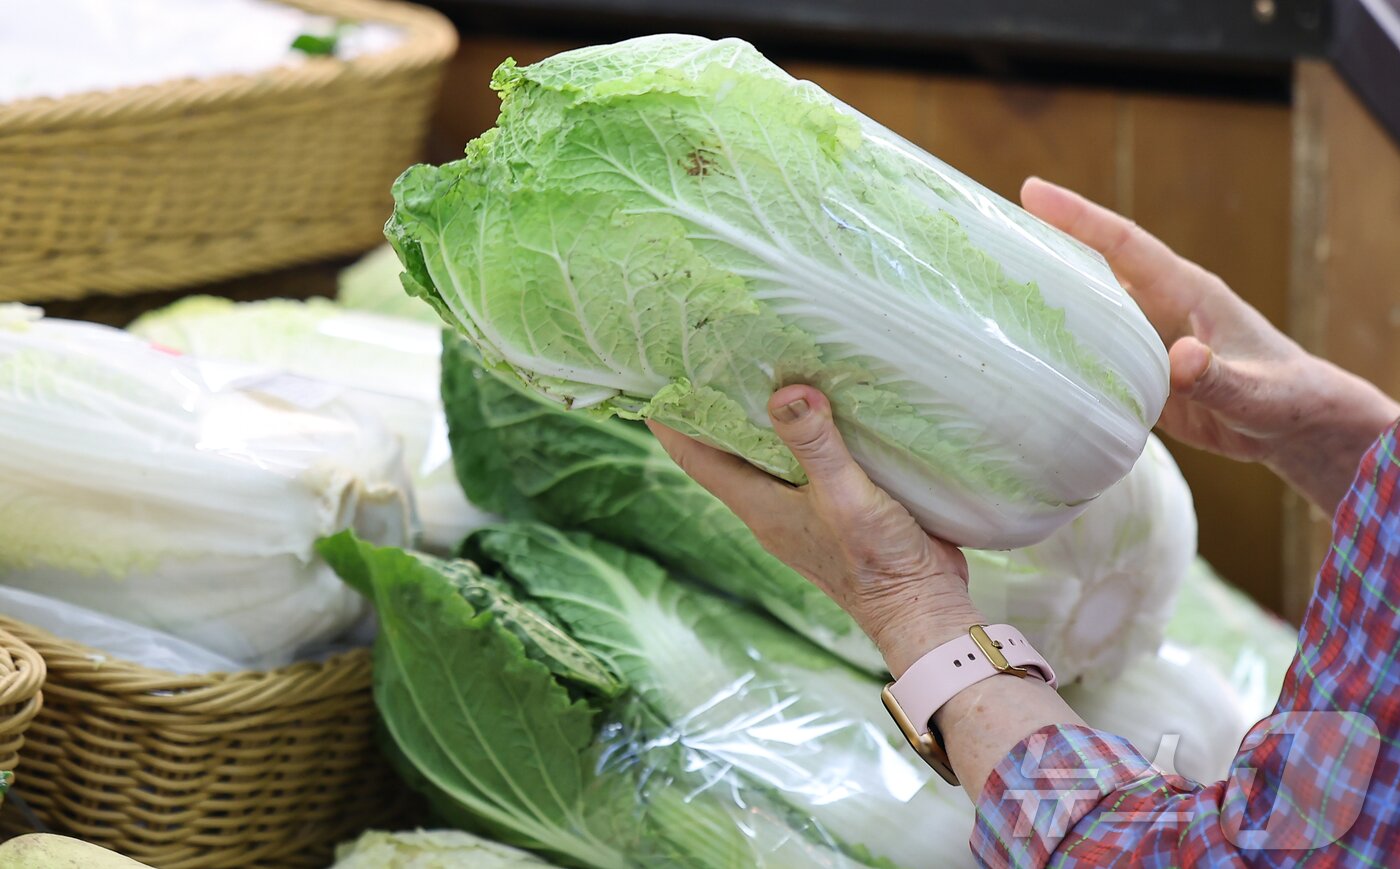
[0,616,406,868]
[0,0,457,303]
[0,627,44,784]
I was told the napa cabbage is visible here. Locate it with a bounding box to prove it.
[389,34,1169,549]
[130,296,495,552]
[965,434,1195,681]
[321,527,979,868]
[333,830,558,868]
[322,525,1252,868]
[440,332,885,673]
[0,305,413,666]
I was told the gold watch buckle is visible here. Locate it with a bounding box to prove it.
[969,624,1029,678]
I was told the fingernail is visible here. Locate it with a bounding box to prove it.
[773,398,809,423]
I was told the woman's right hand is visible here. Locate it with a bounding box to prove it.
[1021,177,1399,515]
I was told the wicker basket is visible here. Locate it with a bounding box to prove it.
[0,627,44,798]
[0,0,457,303]
[0,616,409,868]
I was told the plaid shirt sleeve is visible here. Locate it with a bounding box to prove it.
[971,420,1400,868]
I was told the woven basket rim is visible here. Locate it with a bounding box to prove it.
[0,626,44,710]
[0,0,457,131]
[0,615,369,706]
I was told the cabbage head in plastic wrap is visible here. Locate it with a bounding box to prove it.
[387,34,1169,550]
[130,296,495,553]
[0,305,413,667]
[320,525,979,868]
[322,524,1263,867]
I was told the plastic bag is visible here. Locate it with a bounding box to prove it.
[0,305,413,668]
[1164,557,1299,722]
[322,527,981,869]
[0,587,240,675]
[130,296,497,552]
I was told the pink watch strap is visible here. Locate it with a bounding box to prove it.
[889,624,1056,738]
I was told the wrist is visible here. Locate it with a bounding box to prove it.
[860,575,986,678]
[1270,358,1400,511]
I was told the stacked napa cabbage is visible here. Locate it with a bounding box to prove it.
[0,304,413,667]
[130,296,496,552]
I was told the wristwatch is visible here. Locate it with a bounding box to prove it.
[881,624,1056,785]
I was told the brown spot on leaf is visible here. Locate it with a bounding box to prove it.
[683,149,713,176]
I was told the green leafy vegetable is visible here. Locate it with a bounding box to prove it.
[291,32,339,56]
[388,34,1169,549]
[440,332,883,673]
[333,829,559,868]
[321,528,979,868]
[290,21,351,58]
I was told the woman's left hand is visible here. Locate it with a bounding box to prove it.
[647,383,985,677]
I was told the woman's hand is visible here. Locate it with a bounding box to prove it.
[649,385,1081,798]
[647,385,983,678]
[1022,177,1399,514]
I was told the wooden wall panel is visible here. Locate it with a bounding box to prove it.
[1124,94,1294,613]
[783,63,1122,205]
[1286,61,1400,620]
[427,37,582,164]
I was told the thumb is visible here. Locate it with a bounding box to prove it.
[768,385,870,494]
[1169,336,1255,409]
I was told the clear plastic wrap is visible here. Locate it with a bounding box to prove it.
[1164,557,1299,722]
[1063,643,1252,783]
[0,587,240,675]
[130,296,497,552]
[0,305,413,668]
[966,434,1196,682]
[388,34,1170,550]
[320,527,983,869]
[323,523,1250,866]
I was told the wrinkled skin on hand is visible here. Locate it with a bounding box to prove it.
[648,386,981,678]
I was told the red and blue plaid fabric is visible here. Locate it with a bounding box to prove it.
[973,421,1400,867]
